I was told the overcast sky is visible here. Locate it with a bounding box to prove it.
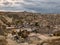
[0,0,60,13]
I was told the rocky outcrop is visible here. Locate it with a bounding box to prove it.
[0,35,7,45]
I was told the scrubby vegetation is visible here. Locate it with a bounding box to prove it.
[0,12,60,45]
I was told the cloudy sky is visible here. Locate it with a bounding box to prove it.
[0,0,60,13]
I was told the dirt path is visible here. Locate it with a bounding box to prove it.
[37,34,50,40]
[6,33,60,45]
[7,38,17,45]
